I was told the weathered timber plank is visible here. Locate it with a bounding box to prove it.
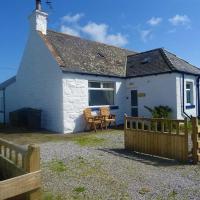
[0,171,41,200]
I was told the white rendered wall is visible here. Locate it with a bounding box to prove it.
[62,73,126,133]
[176,74,198,119]
[5,30,64,132]
[125,73,178,118]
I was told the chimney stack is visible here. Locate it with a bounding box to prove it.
[29,0,48,35]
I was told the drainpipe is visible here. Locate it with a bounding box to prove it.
[196,76,200,117]
[3,89,6,125]
[182,73,191,119]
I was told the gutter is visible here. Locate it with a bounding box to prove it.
[61,68,200,79]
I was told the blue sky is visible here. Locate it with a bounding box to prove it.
[0,0,200,83]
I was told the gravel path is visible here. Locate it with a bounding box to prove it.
[40,130,200,200]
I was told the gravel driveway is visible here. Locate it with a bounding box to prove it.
[40,130,200,200]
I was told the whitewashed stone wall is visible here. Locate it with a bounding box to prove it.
[62,73,126,133]
[5,30,64,132]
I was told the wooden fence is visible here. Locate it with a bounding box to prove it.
[124,116,189,162]
[191,117,200,164]
[0,138,41,200]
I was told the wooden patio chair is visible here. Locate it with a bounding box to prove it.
[99,107,116,129]
[83,108,103,132]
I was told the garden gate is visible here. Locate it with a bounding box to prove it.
[124,115,200,163]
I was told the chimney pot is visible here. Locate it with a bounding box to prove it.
[36,0,42,11]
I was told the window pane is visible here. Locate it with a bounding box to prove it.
[89,90,114,106]
[103,82,114,89]
[186,83,191,89]
[186,90,191,104]
[88,82,101,88]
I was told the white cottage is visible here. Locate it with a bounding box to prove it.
[0,3,200,133]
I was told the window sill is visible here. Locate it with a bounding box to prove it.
[90,106,119,111]
[186,105,195,109]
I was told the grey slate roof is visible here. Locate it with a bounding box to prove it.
[127,48,200,77]
[39,30,200,77]
[0,76,16,90]
[40,30,136,77]
[163,50,200,75]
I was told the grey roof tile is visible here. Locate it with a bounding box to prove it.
[163,49,200,75]
[127,48,200,77]
[126,49,172,77]
[41,30,136,77]
[39,30,200,77]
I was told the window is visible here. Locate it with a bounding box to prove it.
[186,82,193,105]
[88,81,115,106]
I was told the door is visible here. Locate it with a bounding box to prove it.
[131,90,138,117]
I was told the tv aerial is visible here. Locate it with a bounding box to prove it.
[36,0,53,10]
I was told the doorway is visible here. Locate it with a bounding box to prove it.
[131,90,138,117]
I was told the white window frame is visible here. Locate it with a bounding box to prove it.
[186,81,193,105]
[88,81,115,106]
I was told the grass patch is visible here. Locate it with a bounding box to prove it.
[0,127,120,145]
[71,135,106,147]
[138,187,150,195]
[49,160,67,173]
[73,186,86,193]
[42,192,63,200]
[167,190,178,200]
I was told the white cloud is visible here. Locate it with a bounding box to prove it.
[82,22,128,47]
[140,29,152,42]
[106,34,128,47]
[60,26,80,37]
[60,14,128,47]
[82,23,108,42]
[147,17,162,26]
[61,13,84,23]
[169,14,190,26]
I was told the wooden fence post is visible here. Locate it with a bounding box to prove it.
[124,114,127,149]
[184,118,188,162]
[191,117,198,164]
[124,114,127,132]
[26,144,41,200]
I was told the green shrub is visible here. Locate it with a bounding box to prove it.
[144,105,172,118]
